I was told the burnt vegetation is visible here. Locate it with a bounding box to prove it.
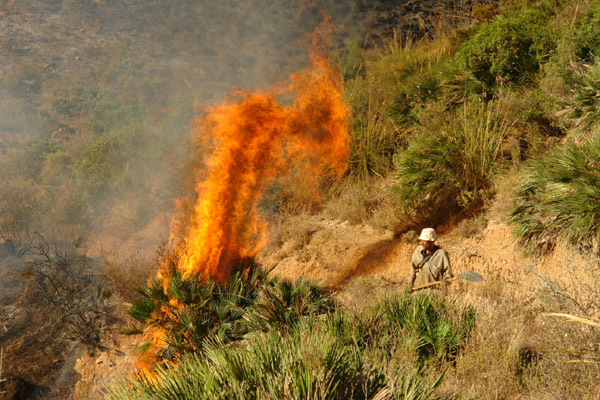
[20,236,113,348]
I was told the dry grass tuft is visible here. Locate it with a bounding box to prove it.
[456,215,488,238]
[102,252,155,302]
[323,177,402,231]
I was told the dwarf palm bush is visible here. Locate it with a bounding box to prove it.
[510,133,600,254]
[566,59,600,133]
[128,268,264,361]
[393,101,509,225]
[241,277,335,334]
[109,315,371,400]
[108,296,468,400]
[128,259,334,364]
[362,294,476,364]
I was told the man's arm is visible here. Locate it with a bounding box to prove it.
[441,251,453,282]
[407,250,419,289]
[408,264,417,288]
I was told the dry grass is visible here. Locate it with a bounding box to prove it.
[323,177,401,231]
[262,213,321,263]
[438,252,600,399]
[102,252,155,302]
[442,279,532,399]
[486,166,522,224]
[522,301,600,399]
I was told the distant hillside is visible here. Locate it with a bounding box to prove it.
[0,0,465,252]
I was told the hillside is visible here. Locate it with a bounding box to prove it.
[73,201,596,399]
[3,0,600,399]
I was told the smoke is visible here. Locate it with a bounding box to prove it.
[0,0,451,258]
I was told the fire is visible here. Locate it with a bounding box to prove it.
[135,25,350,372]
[167,48,350,283]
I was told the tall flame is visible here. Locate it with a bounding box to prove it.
[165,47,350,283]
[135,24,350,372]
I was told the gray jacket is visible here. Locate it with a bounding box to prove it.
[409,245,453,288]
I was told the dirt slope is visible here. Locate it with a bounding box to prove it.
[261,213,584,299]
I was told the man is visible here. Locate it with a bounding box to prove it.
[407,228,453,292]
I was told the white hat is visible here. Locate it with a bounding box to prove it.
[418,228,437,242]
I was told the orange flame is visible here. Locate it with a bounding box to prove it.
[136,23,350,372]
[167,48,350,283]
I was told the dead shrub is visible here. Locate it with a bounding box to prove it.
[323,177,401,230]
[456,215,488,238]
[102,252,154,302]
[20,236,113,348]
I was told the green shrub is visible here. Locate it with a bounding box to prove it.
[393,101,509,225]
[109,318,453,400]
[51,98,77,117]
[129,266,267,361]
[345,39,455,180]
[510,133,600,254]
[361,294,476,364]
[573,4,600,62]
[565,58,600,133]
[75,129,136,194]
[110,292,472,400]
[336,36,364,81]
[388,59,484,130]
[348,107,402,179]
[128,259,334,364]
[241,277,335,334]
[458,8,556,87]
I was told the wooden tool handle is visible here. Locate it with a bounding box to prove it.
[410,277,456,292]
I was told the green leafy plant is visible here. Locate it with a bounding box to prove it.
[572,4,600,62]
[510,133,600,254]
[361,294,476,364]
[241,276,335,334]
[109,292,471,400]
[345,39,456,180]
[128,255,334,364]
[129,265,265,361]
[458,8,556,87]
[563,58,600,133]
[393,101,510,226]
